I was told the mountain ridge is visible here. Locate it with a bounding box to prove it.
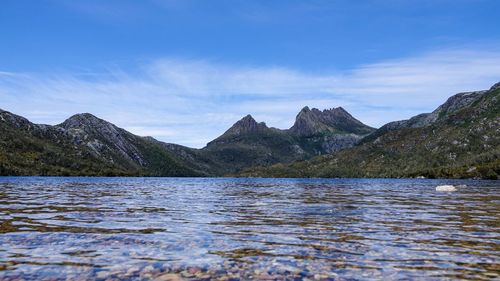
[1,105,372,176]
[0,110,206,176]
[1,82,498,178]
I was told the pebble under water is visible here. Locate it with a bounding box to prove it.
[0,177,498,280]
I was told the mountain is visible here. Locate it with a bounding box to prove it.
[289,106,375,154]
[0,111,205,176]
[202,115,307,173]
[56,113,223,176]
[201,109,374,173]
[242,82,500,179]
[0,110,123,176]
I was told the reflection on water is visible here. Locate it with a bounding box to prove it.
[0,177,498,280]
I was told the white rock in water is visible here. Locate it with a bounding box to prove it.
[436,185,457,192]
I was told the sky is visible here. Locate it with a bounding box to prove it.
[1,0,500,148]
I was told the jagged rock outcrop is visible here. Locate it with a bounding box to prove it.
[290,106,375,136]
[288,106,375,153]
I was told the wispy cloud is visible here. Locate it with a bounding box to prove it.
[1,47,499,148]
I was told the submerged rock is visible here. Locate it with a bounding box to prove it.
[154,273,186,281]
[436,185,457,192]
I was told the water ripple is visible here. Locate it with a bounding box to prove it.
[0,177,498,280]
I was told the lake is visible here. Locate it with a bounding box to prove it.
[0,177,498,280]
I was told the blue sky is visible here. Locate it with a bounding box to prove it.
[1,0,500,147]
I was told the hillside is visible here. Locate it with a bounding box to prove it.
[241,82,500,179]
[0,111,204,176]
[0,110,126,176]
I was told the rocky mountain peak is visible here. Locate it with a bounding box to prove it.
[224,114,269,135]
[290,106,374,136]
[299,106,311,113]
[320,106,353,120]
[241,114,257,123]
[295,106,312,119]
[206,114,271,147]
[330,106,349,115]
[59,113,107,130]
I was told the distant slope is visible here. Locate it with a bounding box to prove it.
[242,82,500,179]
